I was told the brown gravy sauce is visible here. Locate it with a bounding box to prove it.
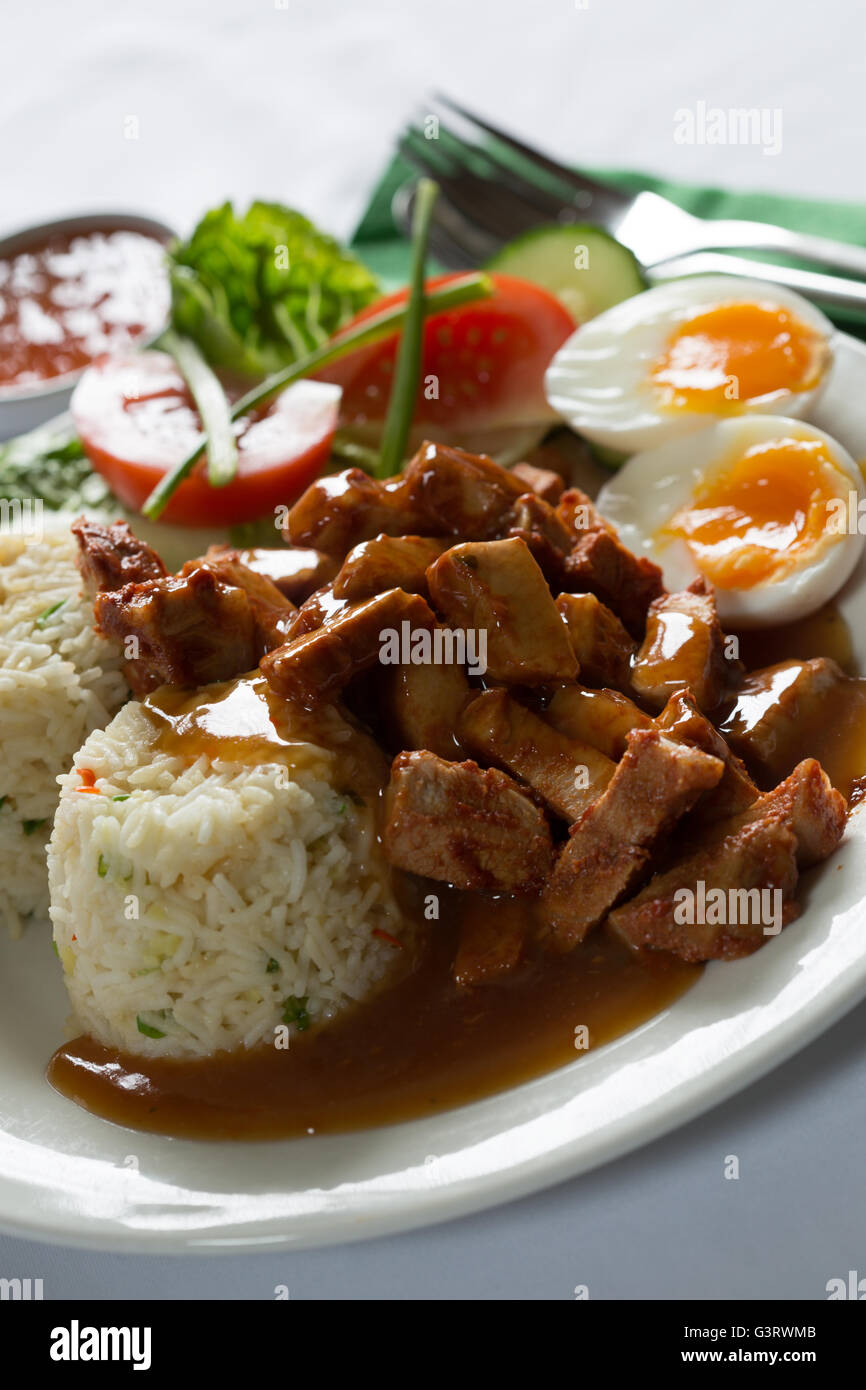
[48,604,866,1140]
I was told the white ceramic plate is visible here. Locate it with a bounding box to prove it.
[2,333,866,1254]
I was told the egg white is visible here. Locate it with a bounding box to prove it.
[595,415,865,628]
[545,276,835,455]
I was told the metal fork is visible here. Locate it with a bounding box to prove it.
[394,95,866,320]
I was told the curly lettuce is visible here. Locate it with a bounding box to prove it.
[168,201,380,378]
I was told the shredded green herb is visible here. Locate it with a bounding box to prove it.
[22,819,46,837]
[136,1015,166,1039]
[377,178,439,478]
[51,939,59,958]
[282,995,311,1032]
[35,598,68,629]
[113,795,131,802]
[97,854,108,878]
[266,957,281,974]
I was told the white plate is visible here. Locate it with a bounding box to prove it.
[2,332,866,1254]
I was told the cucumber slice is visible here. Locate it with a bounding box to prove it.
[487,224,645,323]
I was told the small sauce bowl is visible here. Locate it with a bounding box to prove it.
[0,211,175,441]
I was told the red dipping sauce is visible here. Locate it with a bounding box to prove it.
[0,221,170,393]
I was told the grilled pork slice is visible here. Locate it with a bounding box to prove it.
[261,588,437,710]
[286,467,429,554]
[503,492,573,581]
[608,759,846,961]
[204,544,338,605]
[402,440,526,539]
[95,569,259,697]
[562,527,665,638]
[458,688,615,822]
[630,578,732,711]
[454,899,529,988]
[719,658,848,781]
[378,652,471,759]
[539,729,724,950]
[72,518,167,597]
[511,461,565,504]
[179,553,296,651]
[332,535,449,603]
[544,683,652,760]
[427,537,577,686]
[556,592,636,693]
[382,750,555,894]
[555,487,614,541]
[656,689,758,822]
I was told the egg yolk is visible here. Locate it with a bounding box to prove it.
[652,302,826,412]
[664,437,844,589]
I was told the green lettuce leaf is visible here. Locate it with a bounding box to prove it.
[169,201,379,377]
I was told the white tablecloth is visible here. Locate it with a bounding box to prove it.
[1,0,864,1299]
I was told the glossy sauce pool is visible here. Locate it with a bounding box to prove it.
[47,607,866,1140]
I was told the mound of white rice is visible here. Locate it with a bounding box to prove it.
[0,514,128,937]
[48,699,411,1058]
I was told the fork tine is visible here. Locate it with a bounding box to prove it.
[431,92,628,209]
[422,115,571,222]
[391,180,494,268]
[399,131,543,242]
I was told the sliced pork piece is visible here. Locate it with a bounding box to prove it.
[762,758,847,866]
[556,592,636,693]
[656,689,758,821]
[608,819,800,962]
[562,527,665,639]
[607,758,845,960]
[261,588,437,710]
[630,578,732,711]
[458,688,615,821]
[402,440,526,539]
[555,488,613,541]
[286,467,428,554]
[544,683,652,759]
[94,569,259,697]
[180,553,296,651]
[332,535,449,603]
[205,544,339,605]
[718,658,848,781]
[453,899,529,988]
[427,537,577,686]
[511,461,565,504]
[382,750,554,894]
[72,518,167,597]
[540,729,724,950]
[502,492,573,582]
[379,653,471,759]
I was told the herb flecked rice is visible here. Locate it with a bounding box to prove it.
[48,701,411,1058]
[0,514,128,937]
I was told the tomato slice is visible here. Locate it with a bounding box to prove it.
[71,351,340,527]
[316,272,576,447]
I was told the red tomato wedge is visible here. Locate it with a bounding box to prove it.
[71,351,340,527]
[316,273,576,446]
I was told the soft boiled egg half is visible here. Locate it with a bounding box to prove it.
[596,415,865,627]
[545,276,835,454]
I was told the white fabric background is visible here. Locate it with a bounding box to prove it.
[1,0,864,1300]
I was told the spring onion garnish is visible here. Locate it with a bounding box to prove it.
[35,598,67,629]
[266,957,281,974]
[97,854,108,879]
[161,329,238,487]
[377,178,438,478]
[282,995,311,1032]
[136,1015,166,1039]
[142,271,494,520]
[22,819,46,837]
